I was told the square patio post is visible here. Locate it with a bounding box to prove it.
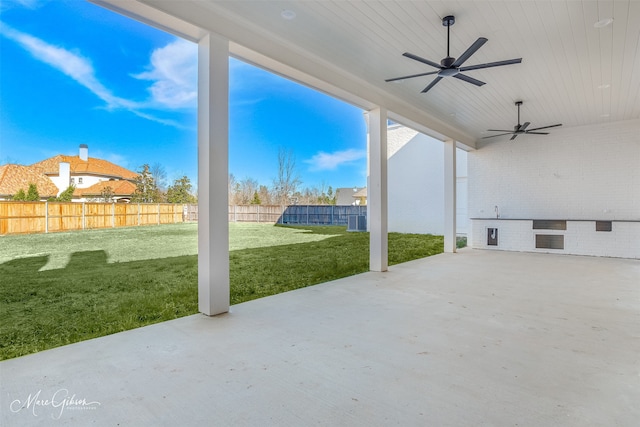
[198,33,230,316]
[444,139,457,253]
[368,107,388,272]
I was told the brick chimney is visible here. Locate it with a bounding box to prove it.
[79,144,88,161]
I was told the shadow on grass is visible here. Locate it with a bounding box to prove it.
[66,250,109,270]
[274,224,350,236]
[0,251,198,361]
[0,255,50,275]
[0,229,443,360]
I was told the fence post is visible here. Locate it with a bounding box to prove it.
[44,201,48,234]
[306,205,309,225]
[82,202,86,230]
[257,205,260,223]
[112,203,115,228]
[234,205,237,222]
[331,205,334,225]
[157,203,161,225]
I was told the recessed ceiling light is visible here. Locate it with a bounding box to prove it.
[594,18,613,28]
[281,9,296,20]
[600,113,610,118]
[598,84,610,89]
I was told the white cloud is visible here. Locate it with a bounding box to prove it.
[0,23,195,128]
[305,149,366,171]
[133,39,197,109]
[1,0,48,11]
[0,22,138,110]
[129,110,187,129]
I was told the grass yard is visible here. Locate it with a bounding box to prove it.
[0,223,445,360]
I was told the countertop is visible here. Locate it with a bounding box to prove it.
[470,218,640,222]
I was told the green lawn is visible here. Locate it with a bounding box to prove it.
[0,223,445,360]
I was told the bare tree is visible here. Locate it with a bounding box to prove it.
[273,147,301,205]
[228,173,239,205]
[100,186,114,203]
[150,162,168,193]
[239,177,259,204]
[258,185,272,205]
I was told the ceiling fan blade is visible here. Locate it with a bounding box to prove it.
[481,132,515,139]
[510,134,518,141]
[524,132,550,135]
[453,73,485,86]
[459,58,522,72]
[385,70,440,82]
[452,37,487,67]
[520,122,530,131]
[402,52,442,70]
[527,123,562,131]
[487,129,514,132]
[421,76,443,93]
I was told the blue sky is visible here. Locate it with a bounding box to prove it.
[0,0,368,191]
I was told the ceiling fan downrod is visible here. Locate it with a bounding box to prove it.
[442,15,455,68]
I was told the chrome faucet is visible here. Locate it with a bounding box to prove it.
[495,205,500,219]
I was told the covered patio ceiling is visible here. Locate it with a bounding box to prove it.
[95,0,640,149]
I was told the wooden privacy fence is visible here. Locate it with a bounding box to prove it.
[225,204,367,226]
[228,205,285,223]
[279,205,367,226]
[0,201,193,235]
[0,202,368,235]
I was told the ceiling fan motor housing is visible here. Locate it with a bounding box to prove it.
[441,57,456,68]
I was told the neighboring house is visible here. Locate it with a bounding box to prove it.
[0,144,137,202]
[351,188,367,206]
[381,123,469,236]
[0,164,59,200]
[335,187,367,206]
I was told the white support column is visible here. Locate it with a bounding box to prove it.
[368,107,388,272]
[198,33,230,316]
[444,139,457,253]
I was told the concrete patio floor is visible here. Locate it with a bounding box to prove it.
[1,248,639,426]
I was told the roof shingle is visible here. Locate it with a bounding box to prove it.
[74,180,137,197]
[0,164,59,198]
[31,155,137,179]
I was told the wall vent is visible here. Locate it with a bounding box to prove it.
[533,220,566,230]
[596,221,612,232]
[535,234,564,249]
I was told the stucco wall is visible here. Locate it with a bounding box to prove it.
[387,125,468,235]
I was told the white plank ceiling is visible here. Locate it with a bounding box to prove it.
[122,0,640,146]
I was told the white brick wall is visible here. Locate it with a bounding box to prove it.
[469,119,640,258]
[472,220,640,258]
